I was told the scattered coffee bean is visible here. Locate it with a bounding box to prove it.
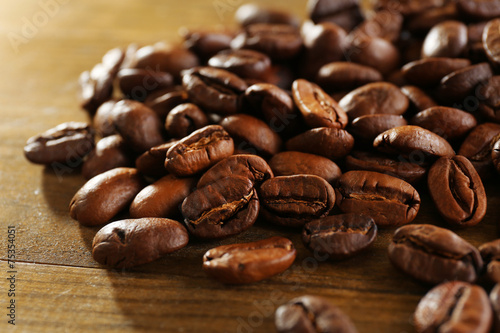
[402,57,471,87]
[479,239,500,284]
[490,283,500,332]
[82,134,131,180]
[316,61,383,92]
[483,19,500,67]
[422,20,468,58]
[165,103,209,139]
[208,49,271,79]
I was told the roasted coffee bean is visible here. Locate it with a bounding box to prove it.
[490,284,500,333]
[414,281,492,333]
[457,0,500,21]
[144,87,190,120]
[285,127,354,161]
[336,171,420,227]
[402,57,471,87]
[220,114,282,156]
[292,79,348,129]
[92,217,189,269]
[375,0,444,16]
[484,19,500,67]
[165,103,208,139]
[339,82,409,120]
[349,10,403,43]
[478,76,500,122]
[181,28,234,60]
[117,68,173,101]
[181,176,259,239]
[428,155,487,227]
[479,239,500,283]
[400,85,438,114]
[24,122,94,165]
[202,236,296,284]
[93,100,118,137]
[345,151,427,184]
[422,21,468,58]
[350,114,408,143]
[82,134,131,180]
[316,62,383,92]
[269,151,342,184]
[235,3,300,27]
[374,125,455,160]
[165,125,233,176]
[69,168,145,226]
[406,4,459,33]
[259,175,335,228]
[459,122,500,178]
[492,137,500,173]
[302,214,377,260]
[308,0,362,31]
[182,66,248,115]
[231,24,303,60]
[388,224,483,284]
[410,107,477,141]
[197,154,273,188]
[208,49,271,79]
[112,100,164,154]
[438,63,493,103]
[275,295,358,333]
[135,140,177,178]
[346,36,400,75]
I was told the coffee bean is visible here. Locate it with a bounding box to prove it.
[459,122,500,178]
[144,87,190,120]
[93,100,118,137]
[165,103,209,139]
[438,63,493,103]
[349,10,403,43]
[492,284,500,333]
[259,175,335,228]
[302,214,377,260]
[69,167,145,226]
[181,29,234,60]
[414,281,492,333]
[82,134,131,180]
[235,3,300,28]
[483,19,500,67]
[24,122,94,165]
[479,239,500,284]
[316,62,383,92]
[292,79,348,129]
[308,0,362,31]
[275,295,358,333]
[117,68,173,101]
[208,49,271,79]
[346,36,400,75]
[400,85,438,114]
[428,155,487,227]
[457,0,500,21]
[388,224,483,284]
[181,176,259,239]
[202,236,296,284]
[92,217,189,268]
[269,151,342,184]
[402,57,471,87]
[197,154,273,188]
[492,137,500,174]
[422,21,468,58]
[336,171,420,227]
[375,0,444,16]
[350,114,408,143]
[478,76,500,122]
[165,125,234,176]
[406,4,459,34]
[134,140,177,178]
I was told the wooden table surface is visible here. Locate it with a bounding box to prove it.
[1,1,499,332]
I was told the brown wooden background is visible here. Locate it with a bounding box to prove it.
[0,1,499,332]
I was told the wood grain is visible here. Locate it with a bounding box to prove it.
[0,1,499,332]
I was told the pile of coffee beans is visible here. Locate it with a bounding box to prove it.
[23,0,500,331]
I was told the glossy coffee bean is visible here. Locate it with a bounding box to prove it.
[82,134,131,180]
[92,217,189,268]
[406,4,459,33]
[202,236,296,284]
[346,36,400,75]
[400,85,438,114]
[235,3,300,27]
[350,114,408,143]
[197,154,273,188]
[414,281,492,333]
[428,155,487,227]
[69,168,145,226]
[316,62,383,92]
[402,57,471,87]
[165,125,234,177]
[490,284,500,333]
[93,100,118,137]
[134,140,176,178]
[208,49,271,79]
[388,224,483,285]
[438,63,493,102]
[24,122,94,165]
[483,19,500,67]
[144,87,190,121]
[259,175,335,228]
[479,239,500,283]
[457,0,500,21]
[336,171,420,227]
[269,151,342,184]
[459,122,500,178]
[478,76,500,122]
[181,28,234,60]
[165,103,208,139]
[422,21,468,58]
[117,68,173,101]
[182,176,259,239]
[302,214,377,260]
[275,295,358,333]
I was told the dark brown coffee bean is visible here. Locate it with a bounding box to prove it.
[82,135,131,180]
[316,62,383,92]
[269,151,342,184]
[24,122,94,165]
[182,66,248,115]
[302,214,377,260]
[165,125,234,176]
[350,10,403,43]
[197,154,273,188]
[336,171,420,227]
[374,125,455,160]
[231,24,303,60]
[92,217,189,269]
[400,85,438,114]
[438,63,493,102]
[202,236,296,284]
[483,19,500,67]
[130,175,197,219]
[208,49,271,79]
[285,127,354,161]
[479,239,500,283]
[388,224,483,284]
[275,295,358,333]
[292,79,348,129]
[428,155,487,227]
[165,103,208,139]
[339,82,409,120]
[350,114,408,143]
[457,0,500,21]
[117,68,173,101]
[308,0,362,31]
[492,138,500,174]
[490,284,500,333]
[414,281,492,333]
[93,100,118,137]
[410,107,477,141]
[259,175,335,228]
[478,76,500,122]
[69,168,145,226]
[422,21,468,58]
[135,140,177,178]
[375,0,444,16]
[406,4,459,33]
[144,87,190,120]
[345,151,427,185]
[220,114,282,157]
[181,28,234,60]
[402,57,471,87]
[346,36,400,75]
[459,122,500,178]
[235,3,300,28]
[181,176,259,239]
